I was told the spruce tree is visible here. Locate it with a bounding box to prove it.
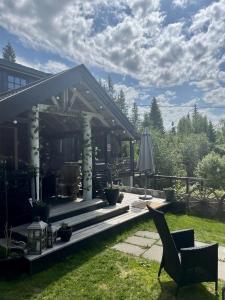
[116,89,128,116]
[131,102,140,131]
[107,75,115,100]
[171,121,176,134]
[149,97,164,133]
[2,42,16,62]
[142,111,151,128]
[207,121,216,143]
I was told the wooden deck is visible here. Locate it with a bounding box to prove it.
[11,193,169,274]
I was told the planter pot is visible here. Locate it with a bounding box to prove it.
[32,204,50,222]
[164,189,176,202]
[105,188,119,205]
[58,228,72,242]
[117,193,124,204]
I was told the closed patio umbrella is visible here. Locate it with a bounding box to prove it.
[137,127,155,200]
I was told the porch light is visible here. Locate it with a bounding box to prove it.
[13,120,18,124]
[47,224,57,248]
[27,217,48,255]
[99,106,103,110]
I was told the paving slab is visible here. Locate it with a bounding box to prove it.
[135,231,159,240]
[195,241,209,247]
[112,242,146,257]
[219,246,225,262]
[218,261,225,280]
[125,236,156,248]
[142,245,163,262]
[156,239,162,246]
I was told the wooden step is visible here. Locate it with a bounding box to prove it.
[26,201,169,274]
[12,204,130,241]
[49,199,106,222]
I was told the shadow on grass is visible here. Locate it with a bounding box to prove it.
[157,279,219,300]
[0,224,144,300]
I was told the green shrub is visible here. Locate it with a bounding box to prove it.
[196,152,225,188]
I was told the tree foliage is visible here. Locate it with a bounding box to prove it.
[2,42,16,62]
[196,152,225,189]
[149,97,164,133]
[115,89,128,116]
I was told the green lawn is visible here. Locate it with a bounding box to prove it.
[0,213,224,300]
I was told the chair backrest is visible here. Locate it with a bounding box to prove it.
[147,206,181,280]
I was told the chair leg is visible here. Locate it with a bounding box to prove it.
[215,280,218,295]
[175,285,179,297]
[158,254,164,278]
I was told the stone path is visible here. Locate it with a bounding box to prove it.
[112,230,225,280]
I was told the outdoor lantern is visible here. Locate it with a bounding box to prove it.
[27,217,48,255]
[47,223,57,248]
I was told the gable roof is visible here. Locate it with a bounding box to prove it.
[0,64,137,139]
[0,58,50,79]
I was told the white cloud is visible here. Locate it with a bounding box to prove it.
[1,0,225,126]
[16,56,69,73]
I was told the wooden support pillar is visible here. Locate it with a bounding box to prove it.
[30,106,40,201]
[129,140,134,187]
[14,122,18,170]
[106,133,111,164]
[83,113,92,201]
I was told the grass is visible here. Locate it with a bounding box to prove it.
[0,213,224,300]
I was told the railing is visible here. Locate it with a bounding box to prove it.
[152,174,205,193]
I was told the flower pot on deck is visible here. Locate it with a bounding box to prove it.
[105,188,119,205]
[164,188,176,202]
[58,226,72,242]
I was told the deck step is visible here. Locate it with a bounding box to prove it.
[12,204,130,241]
[26,201,169,274]
[49,199,106,222]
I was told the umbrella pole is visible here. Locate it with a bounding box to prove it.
[144,174,147,198]
[139,172,152,200]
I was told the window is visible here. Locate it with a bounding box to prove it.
[7,75,27,90]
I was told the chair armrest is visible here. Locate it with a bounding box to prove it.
[171,229,194,251]
[180,243,218,269]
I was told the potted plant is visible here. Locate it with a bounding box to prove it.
[57,223,72,242]
[104,162,120,205]
[0,226,27,279]
[163,187,176,202]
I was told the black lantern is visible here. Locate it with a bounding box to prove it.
[27,217,47,255]
[47,223,57,248]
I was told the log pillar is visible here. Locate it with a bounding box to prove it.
[30,106,40,201]
[83,113,92,201]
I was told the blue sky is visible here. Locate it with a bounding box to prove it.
[0,0,225,129]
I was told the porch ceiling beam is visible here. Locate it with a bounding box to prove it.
[37,104,109,127]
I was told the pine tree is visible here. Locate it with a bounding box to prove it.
[207,121,216,143]
[131,102,140,131]
[149,97,164,133]
[142,112,151,128]
[171,121,176,134]
[2,42,16,62]
[116,89,128,116]
[107,75,115,100]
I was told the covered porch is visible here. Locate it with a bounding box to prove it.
[0,65,137,231]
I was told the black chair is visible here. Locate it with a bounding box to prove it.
[147,206,218,295]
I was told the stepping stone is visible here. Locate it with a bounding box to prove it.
[195,241,209,247]
[218,261,225,280]
[219,246,225,261]
[156,239,162,246]
[142,245,163,262]
[112,242,146,257]
[135,231,159,240]
[125,236,156,248]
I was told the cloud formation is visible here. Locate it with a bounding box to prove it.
[1,0,225,126]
